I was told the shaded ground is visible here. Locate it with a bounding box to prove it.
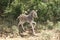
[0,29,60,40]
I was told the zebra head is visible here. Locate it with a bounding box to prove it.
[30,10,38,18]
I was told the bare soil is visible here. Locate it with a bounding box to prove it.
[0,29,60,40]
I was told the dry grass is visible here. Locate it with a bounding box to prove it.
[0,19,60,40]
[0,29,60,40]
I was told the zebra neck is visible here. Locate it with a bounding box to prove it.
[28,14,33,20]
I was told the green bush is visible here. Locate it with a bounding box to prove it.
[0,0,60,30]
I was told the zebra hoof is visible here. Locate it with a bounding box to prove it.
[32,33,38,36]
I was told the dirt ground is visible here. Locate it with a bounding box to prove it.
[0,29,60,40]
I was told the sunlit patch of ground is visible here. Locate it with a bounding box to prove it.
[0,29,60,40]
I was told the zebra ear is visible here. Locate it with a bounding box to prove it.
[25,11,27,13]
[27,9,30,12]
[36,10,38,12]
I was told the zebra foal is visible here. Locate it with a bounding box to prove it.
[17,10,38,35]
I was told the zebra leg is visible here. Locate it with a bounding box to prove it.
[32,21,36,27]
[21,24,25,32]
[18,22,21,35]
[30,23,35,35]
[18,22,25,31]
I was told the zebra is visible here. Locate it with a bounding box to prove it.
[17,10,38,35]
